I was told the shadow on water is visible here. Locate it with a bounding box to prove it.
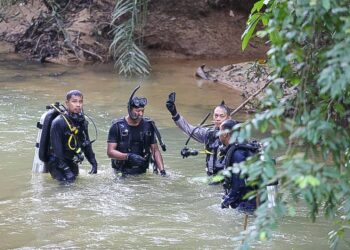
[0,54,343,249]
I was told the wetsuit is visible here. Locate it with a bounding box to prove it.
[221,144,257,212]
[172,114,225,176]
[47,114,97,181]
[107,117,156,175]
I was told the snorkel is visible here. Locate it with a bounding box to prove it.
[128,85,141,120]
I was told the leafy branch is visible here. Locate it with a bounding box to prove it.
[109,0,151,76]
[238,0,350,248]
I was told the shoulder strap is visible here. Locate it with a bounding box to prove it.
[143,118,166,152]
[225,144,238,168]
[114,118,128,143]
[112,117,124,125]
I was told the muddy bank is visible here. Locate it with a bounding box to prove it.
[194,61,270,112]
[0,0,269,108]
[0,0,267,63]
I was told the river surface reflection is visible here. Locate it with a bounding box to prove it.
[0,53,337,249]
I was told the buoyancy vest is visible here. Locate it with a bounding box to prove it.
[222,141,261,195]
[204,128,224,175]
[224,141,261,168]
[38,103,87,164]
[111,117,154,171]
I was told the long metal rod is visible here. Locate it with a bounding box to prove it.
[184,112,211,146]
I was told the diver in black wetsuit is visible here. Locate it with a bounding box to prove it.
[107,86,166,176]
[218,119,257,212]
[47,90,98,182]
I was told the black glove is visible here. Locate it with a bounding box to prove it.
[127,153,146,166]
[89,165,97,174]
[166,92,177,116]
[63,166,76,181]
[160,169,166,176]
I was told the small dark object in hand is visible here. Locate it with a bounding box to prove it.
[180,147,199,158]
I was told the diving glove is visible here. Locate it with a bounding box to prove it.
[127,153,146,166]
[166,92,178,116]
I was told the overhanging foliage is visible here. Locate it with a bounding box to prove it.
[238,0,350,249]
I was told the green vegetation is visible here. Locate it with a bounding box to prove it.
[238,0,350,248]
[109,0,151,76]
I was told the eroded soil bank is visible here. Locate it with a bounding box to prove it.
[0,0,269,104]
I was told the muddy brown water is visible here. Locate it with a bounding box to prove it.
[0,53,337,249]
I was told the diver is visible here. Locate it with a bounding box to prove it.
[47,90,98,182]
[165,92,231,178]
[218,119,258,212]
[107,86,167,176]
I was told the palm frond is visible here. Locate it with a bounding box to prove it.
[110,0,150,76]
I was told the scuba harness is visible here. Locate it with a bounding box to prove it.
[221,140,278,209]
[221,141,262,208]
[128,85,166,152]
[36,102,97,167]
[112,85,167,174]
[51,103,98,164]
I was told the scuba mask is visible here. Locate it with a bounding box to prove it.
[130,96,147,108]
[127,85,148,120]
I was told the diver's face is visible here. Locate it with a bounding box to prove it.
[131,107,145,121]
[66,95,83,114]
[213,106,229,128]
[219,124,229,146]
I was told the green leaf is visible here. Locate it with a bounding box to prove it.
[321,0,331,11]
[251,0,265,13]
[306,176,321,187]
[260,119,269,133]
[259,231,267,241]
[310,0,317,6]
[242,13,261,51]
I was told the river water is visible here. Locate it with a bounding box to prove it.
[0,53,337,249]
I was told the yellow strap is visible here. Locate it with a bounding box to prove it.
[51,104,78,151]
[198,150,213,155]
[51,104,77,133]
[68,134,77,151]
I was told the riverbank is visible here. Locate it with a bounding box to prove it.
[0,0,267,63]
[0,39,269,111]
[0,1,269,107]
[194,61,270,112]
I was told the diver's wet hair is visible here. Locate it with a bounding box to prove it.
[66,90,83,100]
[221,119,238,132]
[215,100,231,115]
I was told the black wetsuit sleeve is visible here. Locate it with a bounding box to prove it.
[107,123,119,143]
[50,117,69,169]
[82,122,97,167]
[227,149,248,202]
